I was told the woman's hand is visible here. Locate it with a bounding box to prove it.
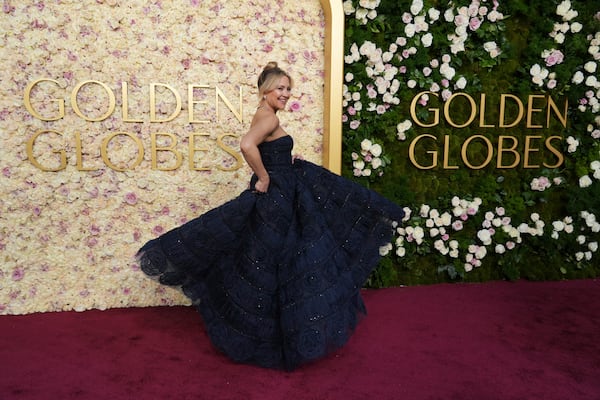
[254,175,270,194]
[292,153,304,163]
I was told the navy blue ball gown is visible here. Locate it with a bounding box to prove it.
[136,135,404,370]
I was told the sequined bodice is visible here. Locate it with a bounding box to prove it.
[258,135,293,169]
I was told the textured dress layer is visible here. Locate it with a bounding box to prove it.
[137,135,404,370]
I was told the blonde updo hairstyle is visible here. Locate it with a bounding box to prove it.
[257,62,293,100]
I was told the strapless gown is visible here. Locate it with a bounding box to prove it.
[137,135,404,370]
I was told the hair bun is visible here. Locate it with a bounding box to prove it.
[264,61,278,71]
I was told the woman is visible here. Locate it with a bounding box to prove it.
[137,62,404,371]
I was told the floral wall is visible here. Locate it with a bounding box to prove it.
[0,0,325,314]
[342,0,600,286]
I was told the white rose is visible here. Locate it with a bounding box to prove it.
[361,138,373,151]
[371,157,382,169]
[353,160,365,170]
[413,226,425,241]
[410,0,424,15]
[428,8,441,22]
[475,246,487,259]
[572,71,585,84]
[421,33,433,47]
[564,9,578,21]
[370,143,382,157]
[579,175,593,188]
[356,8,368,23]
[585,75,598,87]
[444,8,454,22]
[379,243,391,256]
[343,0,356,15]
[553,221,565,231]
[554,32,565,44]
[477,229,492,245]
[556,0,571,17]
[570,22,583,33]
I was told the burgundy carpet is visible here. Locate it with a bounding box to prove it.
[1,280,599,400]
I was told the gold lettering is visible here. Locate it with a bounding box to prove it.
[75,131,99,171]
[547,97,568,128]
[23,79,65,121]
[71,80,116,122]
[410,91,439,128]
[151,133,183,171]
[496,136,520,168]
[461,135,493,169]
[150,83,182,122]
[121,82,143,123]
[188,133,211,171]
[499,94,524,128]
[526,95,545,129]
[444,92,477,128]
[216,133,243,171]
[100,132,144,171]
[523,135,541,168]
[544,136,564,168]
[26,130,67,171]
[187,84,210,124]
[408,134,437,169]
[478,93,495,128]
[215,86,243,123]
[442,135,459,169]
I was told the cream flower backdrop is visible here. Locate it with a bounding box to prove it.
[0,0,325,314]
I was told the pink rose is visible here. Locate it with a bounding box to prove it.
[289,101,302,112]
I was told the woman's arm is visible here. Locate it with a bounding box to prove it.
[240,112,279,193]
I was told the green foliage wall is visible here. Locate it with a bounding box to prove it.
[341,0,600,286]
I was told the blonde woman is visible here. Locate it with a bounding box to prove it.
[137,62,404,371]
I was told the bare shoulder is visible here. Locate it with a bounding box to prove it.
[242,110,280,147]
[248,110,279,136]
[251,109,279,130]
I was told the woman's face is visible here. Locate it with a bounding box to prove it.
[264,76,291,112]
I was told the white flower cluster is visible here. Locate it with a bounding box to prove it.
[531,0,600,106]
[530,176,552,192]
[387,194,600,273]
[578,160,600,188]
[343,0,381,24]
[572,32,600,114]
[444,1,504,55]
[552,211,599,263]
[352,138,386,177]
[396,119,412,140]
[394,197,482,259]
[343,0,506,129]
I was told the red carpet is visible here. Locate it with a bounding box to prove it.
[1,280,600,400]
